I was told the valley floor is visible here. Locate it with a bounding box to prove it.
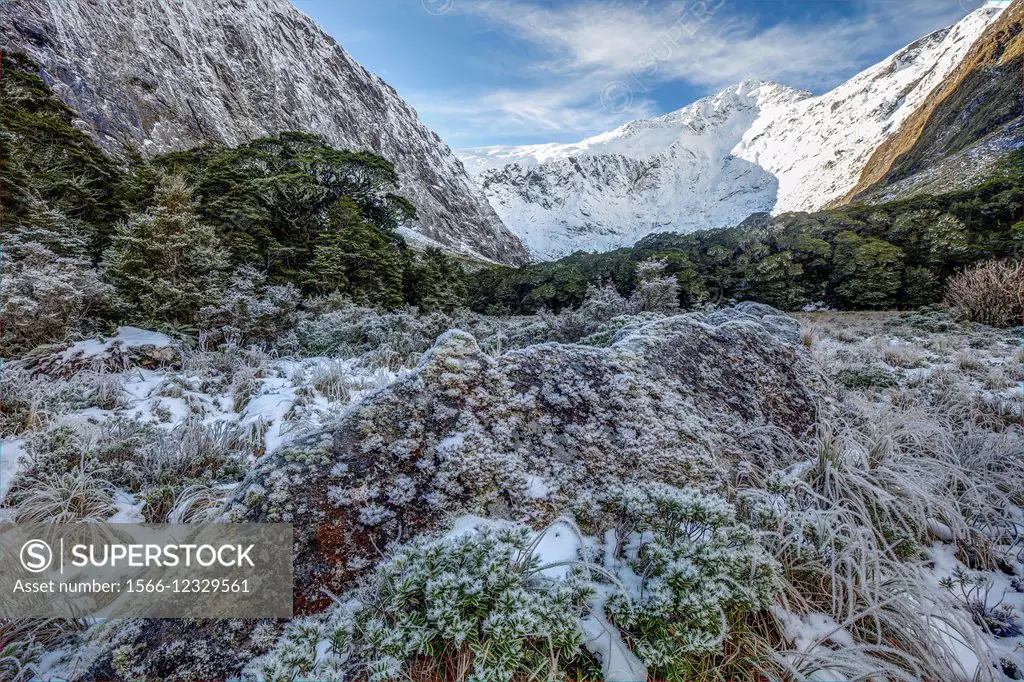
[2,306,1023,681]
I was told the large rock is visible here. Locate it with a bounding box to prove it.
[81,305,832,679]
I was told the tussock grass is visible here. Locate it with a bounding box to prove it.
[13,466,116,523]
[738,394,1023,681]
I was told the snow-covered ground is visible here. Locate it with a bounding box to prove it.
[0,327,404,526]
[5,308,1024,681]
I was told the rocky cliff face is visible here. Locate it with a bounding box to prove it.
[0,0,529,265]
[459,6,1004,260]
[844,0,1024,204]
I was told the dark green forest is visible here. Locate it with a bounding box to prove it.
[1,51,466,333]
[468,153,1024,315]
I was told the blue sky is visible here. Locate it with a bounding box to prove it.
[294,0,985,148]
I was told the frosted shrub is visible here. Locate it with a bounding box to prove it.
[540,282,636,343]
[630,259,681,314]
[581,282,634,321]
[537,307,593,343]
[17,427,89,482]
[945,260,1023,328]
[197,266,301,348]
[606,484,777,681]
[355,525,592,682]
[244,615,352,682]
[0,241,111,353]
[298,300,452,365]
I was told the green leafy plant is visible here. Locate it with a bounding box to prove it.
[354,525,594,682]
[605,484,778,682]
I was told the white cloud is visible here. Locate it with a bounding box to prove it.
[428,0,976,146]
[410,82,660,147]
[469,0,971,89]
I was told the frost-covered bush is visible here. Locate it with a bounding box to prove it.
[244,614,351,682]
[89,419,162,491]
[297,300,453,365]
[539,282,638,343]
[449,310,552,355]
[16,427,89,483]
[0,620,41,682]
[605,484,777,681]
[0,241,112,353]
[945,260,1023,328]
[354,525,593,682]
[630,259,681,314]
[197,266,301,348]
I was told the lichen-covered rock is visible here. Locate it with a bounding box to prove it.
[84,305,832,679]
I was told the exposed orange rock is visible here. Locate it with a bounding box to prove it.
[836,0,1024,206]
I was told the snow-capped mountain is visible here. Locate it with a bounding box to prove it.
[0,0,529,266]
[463,81,809,260]
[459,6,1005,261]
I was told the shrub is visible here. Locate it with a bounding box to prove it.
[606,484,777,681]
[945,260,1024,328]
[197,266,301,348]
[0,241,111,353]
[630,260,681,314]
[17,427,87,482]
[297,300,452,364]
[540,282,637,344]
[101,174,229,325]
[354,525,593,682]
[834,364,899,390]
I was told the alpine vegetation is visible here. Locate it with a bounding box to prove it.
[3,1,1024,679]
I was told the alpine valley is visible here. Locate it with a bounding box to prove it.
[3,1,1024,681]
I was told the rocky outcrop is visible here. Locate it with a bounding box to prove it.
[842,0,1024,204]
[82,304,832,679]
[0,0,529,265]
[14,328,180,377]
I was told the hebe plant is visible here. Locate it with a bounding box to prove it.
[606,483,778,681]
[355,525,593,682]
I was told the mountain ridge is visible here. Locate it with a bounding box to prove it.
[0,0,530,265]
[840,0,1024,204]
[459,6,1006,260]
